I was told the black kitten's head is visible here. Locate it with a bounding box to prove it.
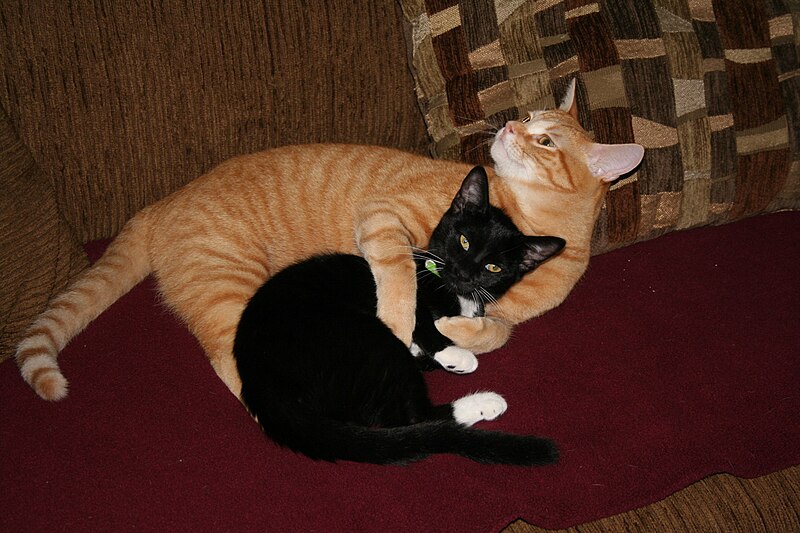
[423,166,565,304]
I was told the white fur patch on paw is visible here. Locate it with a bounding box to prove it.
[410,343,424,357]
[452,392,507,426]
[434,346,478,374]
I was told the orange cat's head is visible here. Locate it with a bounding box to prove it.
[491,79,644,197]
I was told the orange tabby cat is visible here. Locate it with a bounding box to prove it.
[16,80,643,401]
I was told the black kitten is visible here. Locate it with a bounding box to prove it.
[234,167,564,465]
[410,168,565,373]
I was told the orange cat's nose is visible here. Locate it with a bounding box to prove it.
[504,121,527,137]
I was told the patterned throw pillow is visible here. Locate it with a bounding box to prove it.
[400,0,799,252]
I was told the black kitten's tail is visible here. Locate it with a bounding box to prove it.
[256,408,558,466]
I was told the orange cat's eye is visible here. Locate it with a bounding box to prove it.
[520,115,531,123]
[537,135,554,147]
[459,234,470,251]
[485,264,502,273]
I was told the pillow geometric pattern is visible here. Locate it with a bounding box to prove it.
[401,0,799,252]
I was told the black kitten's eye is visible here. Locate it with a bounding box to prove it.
[459,234,470,251]
[485,264,502,273]
[538,135,554,147]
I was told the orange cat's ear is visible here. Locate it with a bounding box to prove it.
[586,143,645,183]
[558,78,578,120]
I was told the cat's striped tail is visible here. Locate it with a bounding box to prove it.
[15,212,152,401]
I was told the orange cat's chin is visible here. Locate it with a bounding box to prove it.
[490,131,526,180]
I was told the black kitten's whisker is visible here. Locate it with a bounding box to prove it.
[412,253,444,265]
[379,245,444,265]
[484,289,493,304]
[483,287,498,306]
[413,247,446,263]
[471,289,484,308]
[478,287,498,307]
[378,245,446,266]
[378,245,416,255]
[416,271,438,282]
[409,245,431,253]
[477,290,487,307]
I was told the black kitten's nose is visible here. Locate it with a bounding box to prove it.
[454,270,471,282]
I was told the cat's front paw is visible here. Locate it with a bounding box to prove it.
[452,392,508,426]
[433,346,478,374]
[435,315,512,354]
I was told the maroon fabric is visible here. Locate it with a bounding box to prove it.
[2,212,799,531]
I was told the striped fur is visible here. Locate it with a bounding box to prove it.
[16,81,643,400]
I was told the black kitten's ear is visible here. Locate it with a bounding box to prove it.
[451,166,489,214]
[520,236,566,271]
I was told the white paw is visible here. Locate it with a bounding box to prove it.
[434,346,478,374]
[452,392,508,426]
[410,343,424,357]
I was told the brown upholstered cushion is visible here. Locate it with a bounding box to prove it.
[0,105,87,363]
[0,1,428,242]
[400,0,800,253]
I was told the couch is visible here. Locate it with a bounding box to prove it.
[1,1,798,531]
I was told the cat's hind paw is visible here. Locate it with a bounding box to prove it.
[433,346,478,374]
[452,391,507,426]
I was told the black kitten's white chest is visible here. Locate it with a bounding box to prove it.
[457,296,483,318]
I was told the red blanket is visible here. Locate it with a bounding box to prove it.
[2,212,798,532]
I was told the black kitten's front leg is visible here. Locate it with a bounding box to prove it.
[410,301,451,371]
[411,305,478,374]
[412,353,444,372]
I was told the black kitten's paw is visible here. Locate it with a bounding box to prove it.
[433,346,478,374]
[452,391,507,426]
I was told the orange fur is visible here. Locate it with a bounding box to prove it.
[16,82,644,401]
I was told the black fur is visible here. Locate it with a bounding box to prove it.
[411,168,566,362]
[234,167,564,465]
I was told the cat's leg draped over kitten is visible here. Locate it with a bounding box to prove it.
[354,201,424,347]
